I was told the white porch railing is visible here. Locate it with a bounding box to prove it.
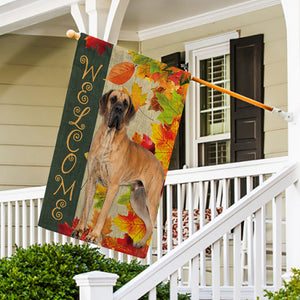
[0,157,287,260]
[0,156,293,299]
[109,161,297,300]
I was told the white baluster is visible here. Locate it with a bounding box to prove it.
[273,194,283,290]
[7,201,12,256]
[30,199,35,245]
[22,200,27,248]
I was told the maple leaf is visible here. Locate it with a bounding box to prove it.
[58,218,78,236]
[102,216,113,236]
[180,71,192,85]
[135,63,151,81]
[131,132,156,154]
[117,189,131,205]
[132,132,142,144]
[168,70,184,86]
[85,36,112,56]
[106,62,135,85]
[87,210,112,236]
[156,91,184,124]
[129,50,152,65]
[58,217,89,240]
[113,211,146,243]
[101,234,149,258]
[176,84,189,97]
[93,183,107,209]
[122,83,147,112]
[151,120,179,171]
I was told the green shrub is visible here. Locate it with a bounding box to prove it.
[264,268,300,299]
[0,243,190,300]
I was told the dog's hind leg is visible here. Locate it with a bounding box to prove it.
[71,177,97,239]
[130,183,153,248]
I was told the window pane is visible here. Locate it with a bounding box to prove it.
[198,140,230,167]
[199,54,230,138]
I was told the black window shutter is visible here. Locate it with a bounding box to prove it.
[230,34,264,162]
[161,52,185,170]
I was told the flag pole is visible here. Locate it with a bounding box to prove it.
[66,29,293,122]
[191,76,293,122]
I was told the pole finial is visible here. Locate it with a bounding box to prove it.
[66,30,80,40]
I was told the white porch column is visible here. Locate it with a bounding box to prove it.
[281,0,300,272]
[85,0,111,39]
[74,271,119,300]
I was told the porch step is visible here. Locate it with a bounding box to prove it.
[178,286,254,300]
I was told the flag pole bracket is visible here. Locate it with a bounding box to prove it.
[271,107,293,122]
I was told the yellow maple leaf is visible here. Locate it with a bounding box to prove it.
[122,83,147,112]
[135,63,151,81]
[150,119,179,171]
[113,211,146,243]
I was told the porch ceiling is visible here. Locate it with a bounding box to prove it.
[0,0,281,41]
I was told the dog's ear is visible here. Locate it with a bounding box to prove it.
[125,97,136,123]
[99,90,113,115]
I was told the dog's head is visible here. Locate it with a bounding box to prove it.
[99,90,136,131]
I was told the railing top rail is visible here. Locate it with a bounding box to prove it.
[165,156,288,185]
[0,157,288,202]
[114,162,298,300]
[0,186,46,202]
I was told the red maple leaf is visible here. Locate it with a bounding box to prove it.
[85,36,112,56]
[168,70,184,85]
[58,217,89,241]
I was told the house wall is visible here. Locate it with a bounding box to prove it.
[0,5,287,190]
[0,33,139,190]
[140,4,288,161]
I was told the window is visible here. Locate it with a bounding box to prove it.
[198,54,230,166]
[185,31,239,167]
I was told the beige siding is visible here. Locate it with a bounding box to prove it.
[0,34,139,190]
[0,34,76,190]
[140,4,288,159]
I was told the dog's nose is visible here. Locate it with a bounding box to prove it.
[114,104,124,114]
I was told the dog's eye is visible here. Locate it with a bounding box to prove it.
[123,100,128,108]
[110,96,117,104]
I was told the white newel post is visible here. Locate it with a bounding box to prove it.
[74,271,119,300]
[281,0,300,274]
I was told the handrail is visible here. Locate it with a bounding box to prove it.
[0,186,46,202]
[165,156,288,184]
[0,157,287,202]
[114,162,298,300]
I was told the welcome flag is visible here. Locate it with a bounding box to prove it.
[38,33,191,258]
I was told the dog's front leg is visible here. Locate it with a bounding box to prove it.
[85,183,119,243]
[71,177,97,239]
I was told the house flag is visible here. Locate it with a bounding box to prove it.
[38,33,191,258]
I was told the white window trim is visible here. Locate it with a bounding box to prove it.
[185,31,239,167]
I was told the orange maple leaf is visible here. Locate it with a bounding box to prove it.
[122,83,147,112]
[132,132,142,144]
[113,211,146,243]
[88,210,112,236]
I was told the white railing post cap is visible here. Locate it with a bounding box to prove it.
[74,270,119,287]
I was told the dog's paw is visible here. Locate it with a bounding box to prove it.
[85,232,100,244]
[71,228,85,239]
[133,241,145,249]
